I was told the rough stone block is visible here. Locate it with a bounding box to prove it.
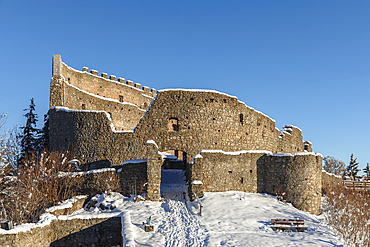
[90,69,98,76]
[143,86,150,94]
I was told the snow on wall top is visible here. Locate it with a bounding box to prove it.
[159,151,177,160]
[279,125,302,137]
[146,140,159,149]
[46,195,88,213]
[322,170,343,179]
[267,152,322,158]
[51,106,136,133]
[59,75,147,111]
[295,152,323,157]
[121,159,147,166]
[200,149,273,155]
[189,154,204,164]
[0,211,123,235]
[158,88,275,123]
[283,125,302,132]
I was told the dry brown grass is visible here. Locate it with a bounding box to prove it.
[0,149,81,225]
[323,182,370,246]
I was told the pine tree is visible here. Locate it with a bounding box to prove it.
[19,98,40,160]
[346,154,361,181]
[37,111,49,150]
[363,163,370,181]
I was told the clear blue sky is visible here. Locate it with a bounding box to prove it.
[1,1,369,171]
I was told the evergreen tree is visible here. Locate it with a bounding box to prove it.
[37,111,49,150]
[19,98,40,160]
[363,163,370,181]
[346,154,361,181]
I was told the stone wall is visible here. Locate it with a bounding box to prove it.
[49,107,147,166]
[50,54,155,130]
[47,196,88,217]
[146,141,162,201]
[189,151,322,215]
[322,170,343,190]
[0,194,122,247]
[0,216,122,247]
[48,166,148,200]
[258,153,322,215]
[118,161,148,197]
[135,90,306,159]
[188,150,269,193]
[50,90,310,168]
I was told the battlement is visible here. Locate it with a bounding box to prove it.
[82,66,156,95]
[52,55,156,98]
[50,55,158,130]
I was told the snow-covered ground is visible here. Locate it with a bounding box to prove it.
[68,170,343,246]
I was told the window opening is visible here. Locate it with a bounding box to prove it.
[119,95,124,102]
[168,118,179,131]
[239,114,243,125]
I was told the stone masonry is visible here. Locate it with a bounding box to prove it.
[0,197,123,247]
[49,55,323,214]
[188,151,322,215]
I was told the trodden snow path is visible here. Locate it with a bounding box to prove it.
[158,169,206,247]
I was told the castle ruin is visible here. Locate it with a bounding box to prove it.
[49,54,322,215]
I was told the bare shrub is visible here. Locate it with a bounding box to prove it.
[323,183,370,246]
[323,156,346,177]
[274,184,288,202]
[0,113,21,169]
[0,149,79,225]
[100,170,119,194]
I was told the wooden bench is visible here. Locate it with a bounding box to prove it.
[271,219,307,232]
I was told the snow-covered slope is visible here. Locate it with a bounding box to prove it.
[66,170,343,246]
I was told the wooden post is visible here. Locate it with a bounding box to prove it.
[193,193,203,216]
